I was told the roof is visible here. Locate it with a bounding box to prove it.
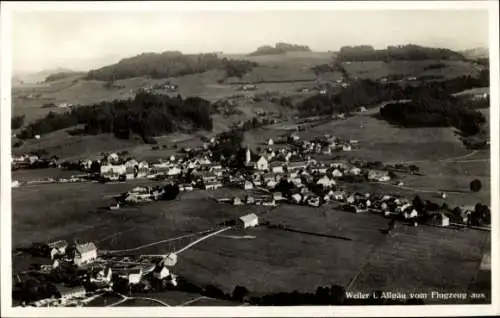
[239,213,258,223]
[75,242,97,254]
[287,161,308,168]
[270,161,285,167]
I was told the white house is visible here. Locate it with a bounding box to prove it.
[127,268,143,285]
[291,193,302,204]
[349,167,362,176]
[233,197,243,206]
[267,138,274,146]
[243,180,254,190]
[367,170,391,182]
[239,213,259,229]
[432,213,450,227]
[359,106,368,112]
[153,266,170,280]
[332,169,343,178]
[254,156,269,171]
[316,176,336,188]
[73,242,97,267]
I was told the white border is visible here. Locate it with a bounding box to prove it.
[1,1,499,317]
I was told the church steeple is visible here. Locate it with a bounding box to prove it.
[245,145,251,165]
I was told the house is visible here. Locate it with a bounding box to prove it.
[332,169,343,178]
[153,266,170,280]
[349,167,362,176]
[273,192,284,201]
[287,161,308,171]
[233,197,243,206]
[91,267,113,284]
[73,242,97,267]
[123,268,143,285]
[48,240,68,260]
[316,176,336,188]
[162,253,178,267]
[367,170,391,182]
[342,144,352,152]
[58,285,86,301]
[432,213,450,227]
[254,156,269,171]
[124,159,139,179]
[245,195,255,204]
[307,196,321,207]
[359,106,367,112]
[239,213,259,229]
[267,138,274,146]
[291,193,302,204]
[197,171,218,183]
[243,180,254,190]
[166,166,182,176]
[100,164,126,180]
[107,153,120,164]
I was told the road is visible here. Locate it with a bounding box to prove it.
[107,292,171,307]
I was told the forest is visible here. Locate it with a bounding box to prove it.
[298,70,489,118]
[85,52,257,81]
[248,42,311,56]
[337,44,466,62]
[18,92,213,141]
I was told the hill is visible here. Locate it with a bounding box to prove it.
[337,44,466,62]
[85,51,257,81]
[460,47,489,60]
[13,68,76,84]
[247,42,312,57]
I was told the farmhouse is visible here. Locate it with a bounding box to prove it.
[73,242,97,267]
[239,213,259,229]
[431,213,450,227]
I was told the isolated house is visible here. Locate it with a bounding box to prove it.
[73,242,97,267]
[267,138,274,146]
[233,197,243,206]
[239,213,259,229]
[367,170,391,182]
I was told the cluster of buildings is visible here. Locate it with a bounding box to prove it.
[17,239,179,307]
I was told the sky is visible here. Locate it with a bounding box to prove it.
[11,9,490,73]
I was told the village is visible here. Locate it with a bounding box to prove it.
[11,124,491,307]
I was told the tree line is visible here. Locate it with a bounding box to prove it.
[248,42,311,56]
[18,92,213,141]
[337,44,466,62]
[85,51,257,81]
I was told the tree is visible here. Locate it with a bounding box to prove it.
[470,179,482,192]
[232,285,249,302]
